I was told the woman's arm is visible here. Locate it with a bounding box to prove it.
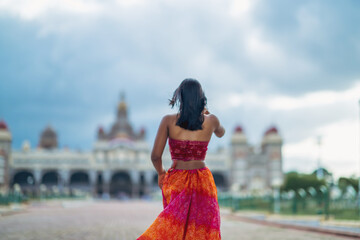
[151,115,169,188]
[211,114,225,138]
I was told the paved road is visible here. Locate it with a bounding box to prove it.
[0,200,351,240]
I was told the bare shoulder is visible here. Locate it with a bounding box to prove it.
[206,113,220,125]
[206,113,225,138]
[160,114,177,125]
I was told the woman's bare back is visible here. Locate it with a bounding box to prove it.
[167,113,215,142]
[165,113,224,170]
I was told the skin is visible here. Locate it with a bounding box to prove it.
[151,109,225,189]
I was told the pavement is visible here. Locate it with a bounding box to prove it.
[222,209,360,237]
[0,204,27,217]
[0,199,358,240]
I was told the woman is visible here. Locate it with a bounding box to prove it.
[137,78,225,240]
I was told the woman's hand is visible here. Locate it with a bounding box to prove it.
[158,169,166,189]
[203,107,210,115]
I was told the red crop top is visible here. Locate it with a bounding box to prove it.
[168,138,209,161]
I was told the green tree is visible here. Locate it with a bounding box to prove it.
[282,171,325,194]
[338,177,359,195]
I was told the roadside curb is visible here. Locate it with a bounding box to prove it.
[0,204,28,217]
[224,213,360,239]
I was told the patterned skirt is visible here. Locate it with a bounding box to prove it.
[137,167,221,240]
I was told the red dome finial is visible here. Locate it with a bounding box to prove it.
[97,125,106,140]
[98,126,104,133]
[265,126,278,135]
[234,125,243,133]
[0,119,8,130]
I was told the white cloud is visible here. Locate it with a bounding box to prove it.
[0,0,102,20]
[115,0,146,8]
[213,91,261,111]
[268,81,360,111]
[283,137,318,163]
[228,0,258,23]
[245,30,286,68]
[317,119,358,164]
[215,80,360,179]
[296,3,321,39]
[1,0,360,180]
[283,118,360,179]
[218,80,360,111]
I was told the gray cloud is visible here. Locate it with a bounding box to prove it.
[0,0,359,161]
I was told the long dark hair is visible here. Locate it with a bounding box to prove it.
[169,78,207,130]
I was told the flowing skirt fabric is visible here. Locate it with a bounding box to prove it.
[137,167,221,240]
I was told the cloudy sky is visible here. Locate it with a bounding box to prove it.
[0,0,359,179]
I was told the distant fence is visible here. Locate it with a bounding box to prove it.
[218,193,360,220]
[0,185,87,205]
[0,191,28,205]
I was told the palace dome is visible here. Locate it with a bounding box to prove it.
[234,125,243,133]
[0,119,11,142]
[231,125,247,144]
[262,126,282,145]
[39,125,58,149]
[0,119,8,130]
[264,126,278,135]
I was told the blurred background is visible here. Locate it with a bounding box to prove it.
[0,0,360,229]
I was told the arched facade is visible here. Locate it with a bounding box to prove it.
[110,171,131,198]
[12,170,35,187]
[41,170,59,186]
[70,171,90,191]
[212,172,227,190]
[2,95,283,198]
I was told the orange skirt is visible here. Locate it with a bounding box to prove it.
[137,167,221,240]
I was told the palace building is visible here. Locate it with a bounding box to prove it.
[0,94,283,198]
[0,120,11,192]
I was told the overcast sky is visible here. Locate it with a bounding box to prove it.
[0,0,359,179]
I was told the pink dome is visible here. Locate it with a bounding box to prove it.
[0,119,8,130]
[265,126,278,135]
[98,126,104,133]
[234,125,243,133]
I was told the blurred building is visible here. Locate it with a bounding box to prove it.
[0,119,11,192]
[230,126,283,195]
[7,95,151,198]
[2,94,283,197]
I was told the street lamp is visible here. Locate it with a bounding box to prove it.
[316,135,323,180]
[272,178,282,214]
[358,99,360,218]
